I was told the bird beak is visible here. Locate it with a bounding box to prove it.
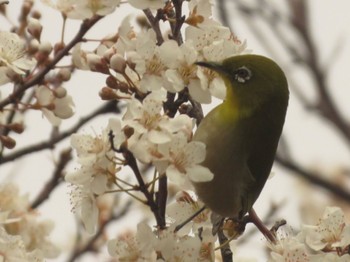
[195,61,226,74]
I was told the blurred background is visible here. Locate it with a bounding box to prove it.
[1,0,350,261]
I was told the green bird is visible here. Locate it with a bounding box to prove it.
[192,54,289,219]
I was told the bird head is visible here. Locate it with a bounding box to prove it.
[196,54,289,114]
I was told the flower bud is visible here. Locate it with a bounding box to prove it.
[57,68,71,82]
[99,87,118,100]
[87,53,110,74]
[123,126,134,139]
[54,86,67,98]
[54,42,65,55]
[103,46,116,61]
[29,38,39,54]
[0,135,16,149]
[27,17,42,40]
[110,54,126,74]
[7,123,25,134]
[31,10,41,19]
[126,56,136,71]
[39,41,53,55]
[106,75,118,89]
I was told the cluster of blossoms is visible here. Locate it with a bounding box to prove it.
[0,183,59,261]
[1,0,348,261]
[65,0,247,238]
[268,206,350,261]
[107,191,215,261]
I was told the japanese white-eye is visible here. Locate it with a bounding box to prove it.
[193,54,289,219]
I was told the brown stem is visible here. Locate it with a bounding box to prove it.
[157,175,168,224]
[143,9,164,45]
[123,150,166,229]
[218,229,233,262]
[170,0,185,45]
[248,208,276,243]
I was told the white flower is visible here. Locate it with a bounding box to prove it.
[5,214,60,259]
[74,0,121,19]
[128,0,164,10]
[0,31,35,85]
[158,132,213,186]
[300,206,350,252]
[123,90,170,144]
[128,30,167,92]
[186,25,248,100]
[72,43,89,70]
[69,185,99,234]
[108,222,157,261]
[41,0,80,19]
[67,119,125,234]
[0,183,28,215]
[267,236,309,262]
[166,191,210,235]
[0,227,42,262]
[42,0,120,20]
[0,183,59,260]
[310,253,350,262]
[66,118,125,195]
[155,226,215,262]
[124,90,194,164]
[160,40,212,103]
[188,0,214,22]
[34,85,74,126]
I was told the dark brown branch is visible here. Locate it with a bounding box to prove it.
[275,154,350,202]
[123,149,166,229]
[143,9,164,45]
[170,0,185,45]
[218,229,233,262]
[31,148,72,209]
[0,15,102,110]
[67,200,132,262]
[0,101,119,164]
[157,175,168,224]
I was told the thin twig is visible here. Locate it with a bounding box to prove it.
[218,229,233,262]
[31,148,72,209]
[170,0,185,45]
[123,149,166,229]
[143,9,164,45]
[0,15,102,110]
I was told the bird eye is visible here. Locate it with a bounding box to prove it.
[234,66,252,83]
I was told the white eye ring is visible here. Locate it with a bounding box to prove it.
[234,66,252,83]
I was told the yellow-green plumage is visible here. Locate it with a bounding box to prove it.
[193,54,289,218]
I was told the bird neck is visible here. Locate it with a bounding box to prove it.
[221,82,253,120]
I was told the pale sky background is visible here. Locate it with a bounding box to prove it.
[1,0,350,261]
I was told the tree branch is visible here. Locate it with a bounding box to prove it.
[0,15,102,110]
[0,101,119,164]
[123,149,166,229]
[31,148,72,209]
[275,154,350,202]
